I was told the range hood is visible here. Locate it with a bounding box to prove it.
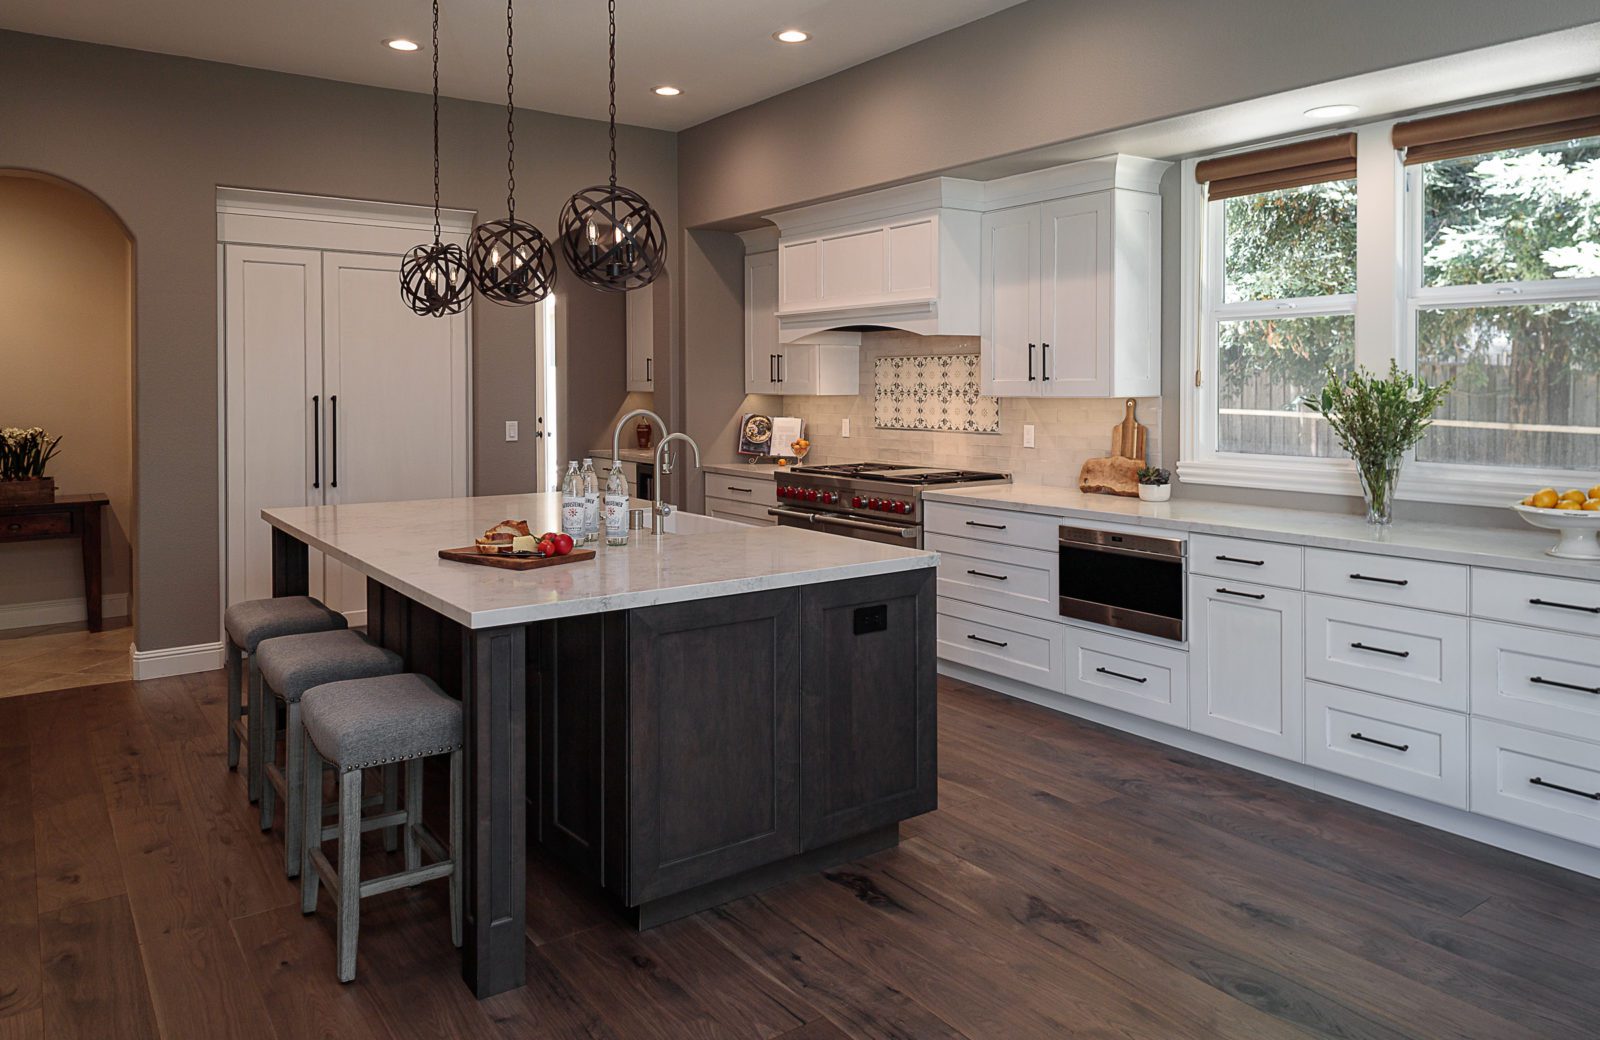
[765,177,983,342]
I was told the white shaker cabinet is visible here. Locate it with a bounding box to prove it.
[1189,579,1305,760]
[626,281,655,392]
[743,250,858,396]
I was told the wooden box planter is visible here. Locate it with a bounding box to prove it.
[0,477,56,505]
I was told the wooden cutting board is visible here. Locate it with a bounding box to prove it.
[438,546,596,570]
[1078,399,1147,497]
[1110,398,1147,464]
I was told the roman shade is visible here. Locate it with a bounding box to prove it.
[1194,134,1356,201]
[1393,85,1600,165]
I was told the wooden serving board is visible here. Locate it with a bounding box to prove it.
[438,546,597,570]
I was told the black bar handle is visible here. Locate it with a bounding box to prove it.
[966,520,1008,530]
[1216,587,1265,600]
[1216,555,1264,566]
[1027,343,1035,381]
[311,395,320,489]
[1096,666,1147,684]
[966,569,1009,581]
[1529,597,1600,614]
[1041,342,1050,381]
[330,395,338,489]
[726,486,753,494]
[1530,776,1600,801]
[1351,732,1410,753]
[1350,573,1409,586]
[967,633,1009,648]
[1530,676,1600,695]
[646,357,652,382]
[1350,641,1410,659]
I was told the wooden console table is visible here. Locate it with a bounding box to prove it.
[0,493,111,631]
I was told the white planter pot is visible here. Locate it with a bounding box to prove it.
[1137,483,1171,502]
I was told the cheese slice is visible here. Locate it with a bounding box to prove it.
[511,534,539,554]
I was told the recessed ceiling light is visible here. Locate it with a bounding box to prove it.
[384,38,420,52]
[1304,104,1360,120]
[653,85,681,96]
[773,29,810,43]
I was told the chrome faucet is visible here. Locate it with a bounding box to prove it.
[610,407,667,479]
[652,432,702,533]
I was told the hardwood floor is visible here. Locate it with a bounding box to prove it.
[1,670,1597,1039]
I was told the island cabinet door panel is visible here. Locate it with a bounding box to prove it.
[799,570,937,849]
[627,589,802,903]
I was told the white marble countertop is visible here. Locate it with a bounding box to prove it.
[922,484,1598,579]
[703,462,784,479]
[263,493,934,629]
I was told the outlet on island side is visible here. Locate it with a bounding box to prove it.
[1023,424,1035,449]
[505,420,518,442]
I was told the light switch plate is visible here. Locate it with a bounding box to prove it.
[505,420,519,442]
[841,418,851,438]
[1022,424,1035,449]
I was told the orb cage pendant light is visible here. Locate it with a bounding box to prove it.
[400,0,472,316]
[558,0,667,293]
[467,0,556,305]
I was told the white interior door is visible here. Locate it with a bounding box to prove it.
[224,244,325,606]
[321,250,469,618]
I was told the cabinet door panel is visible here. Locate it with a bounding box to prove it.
[778,239,820,311]
[1040,193,1112,396]
[981,205,1041,396]
[744,252,781,394]
[819,227,887,305]
[887,219,936,296]
[801,570,937,848]
[628,589,801,902]
[626,285,653,391]
[1190,581,1304,760]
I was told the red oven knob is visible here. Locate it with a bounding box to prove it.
[852,496,864,508]
[806,488,819,502]
[780,485,792,498]
[822,492,835,504]
[895,501,910,514]
[867,498,881,510]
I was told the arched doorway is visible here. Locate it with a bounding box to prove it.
[0,170,136,698]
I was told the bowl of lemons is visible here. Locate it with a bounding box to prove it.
[1514,485,1600,560]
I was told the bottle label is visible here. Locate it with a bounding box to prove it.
[584,493,600,530]
[604,494,629,532]
[561,497,585,537]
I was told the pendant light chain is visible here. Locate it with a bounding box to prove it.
[607,0,617,190]
[504,0,516,221]
[431,0,442,243]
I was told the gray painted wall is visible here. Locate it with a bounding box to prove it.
[0,30,678,652]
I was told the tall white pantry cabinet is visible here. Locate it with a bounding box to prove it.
[220,190,471,624]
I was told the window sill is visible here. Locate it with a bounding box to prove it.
[1177,456,1589,510]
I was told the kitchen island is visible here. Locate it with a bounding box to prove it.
[261,494,938,998]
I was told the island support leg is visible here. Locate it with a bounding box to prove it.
[459,624,528,997]
[270,528,309,597]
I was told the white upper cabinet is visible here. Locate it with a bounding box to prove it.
[980,156,1166,398]
[743,249,858,396]
[626,281,655,392]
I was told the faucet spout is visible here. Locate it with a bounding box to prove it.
[652,432,703,534]
[610,408,667,480]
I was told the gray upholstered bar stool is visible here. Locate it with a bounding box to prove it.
[254,629,405,876]
[299,673,463,984]
[223,596,346,803]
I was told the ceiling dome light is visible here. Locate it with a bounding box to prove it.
[385,38,420,52]
[773,29,810,43]
[1304,104,1360,120]
[653,85,681,96]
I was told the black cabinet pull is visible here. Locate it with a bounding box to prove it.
[1350,641,1410,659]
[967,633,1009,648]
[1530,676,1600,695]
[1528,597,1600,614]
[1530,776,1600,801]
[646,356,652,382]
[1216,587,1265,600]
[1216,555,1264,566]
[1027,343,1035,381]
[726,486,753,494]
[330,395,338,489]
[966,520,1007,530]
[1351,732,1409,752]
[311,395,320,489]
[1095,666,1147,684]
[770,354,778,383]
[1350,573,1408,586]
[777,353,785,383]
[966,569,1008,581]
[1041,342,1050,381]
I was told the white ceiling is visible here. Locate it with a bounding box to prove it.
[0,0,1032,131]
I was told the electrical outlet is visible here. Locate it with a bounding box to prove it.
[841,418,851,438]
[504,420,519,442]
[1022,424,1035,449]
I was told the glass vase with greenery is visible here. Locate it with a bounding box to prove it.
[1299,364,1452,524]
[0,427,64,482]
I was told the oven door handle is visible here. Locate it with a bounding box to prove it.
[768,508,918,538]
[1064,540,1184,562]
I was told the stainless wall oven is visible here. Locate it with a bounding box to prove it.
[1058,525,1186,642]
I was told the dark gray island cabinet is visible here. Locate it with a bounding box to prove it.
[262,494,937,998]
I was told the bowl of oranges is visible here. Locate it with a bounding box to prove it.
[1514,485,1600,560]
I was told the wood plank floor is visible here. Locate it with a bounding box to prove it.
[1,670,1597,1040]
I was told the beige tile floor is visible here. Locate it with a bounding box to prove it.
[0,617,133,699]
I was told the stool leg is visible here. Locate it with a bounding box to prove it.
[448,748,463,949]
[336,768,363,983]
[246,655,265,804]
[226,639,243,771]
[403,758,422,873]
[300,737,323,914]
[382,763,400,853]
[258,688,277,832]
[284,701,304,878]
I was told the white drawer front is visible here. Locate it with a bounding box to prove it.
[1190,534,1302,590]
[924,501,1060,553]
[1305,682,1467,808]
[1303,548,1468,614]
[705,497,777,526]
[1305,595,1469,711]
[1472,568,1600,637]
[937,600,1063,690]
[706,473,777,508]
[1471,620,1600,743]
[1470,719,1600,849]
[927,533,1056,620]
[1063,625,1188,728]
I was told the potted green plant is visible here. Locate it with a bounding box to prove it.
[1299,362,1452,524]
[1136,466,1172,502]
[0,427,64,505]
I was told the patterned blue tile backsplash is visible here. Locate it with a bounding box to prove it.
[873,354,1000,434]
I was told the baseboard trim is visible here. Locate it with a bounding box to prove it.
[131,640,225,681]
[939,660,1600,880]
[0,593,130,632]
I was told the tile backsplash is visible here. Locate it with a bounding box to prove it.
[780,331,1162,487]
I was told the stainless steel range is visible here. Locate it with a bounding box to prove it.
[769,462,1011,546]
